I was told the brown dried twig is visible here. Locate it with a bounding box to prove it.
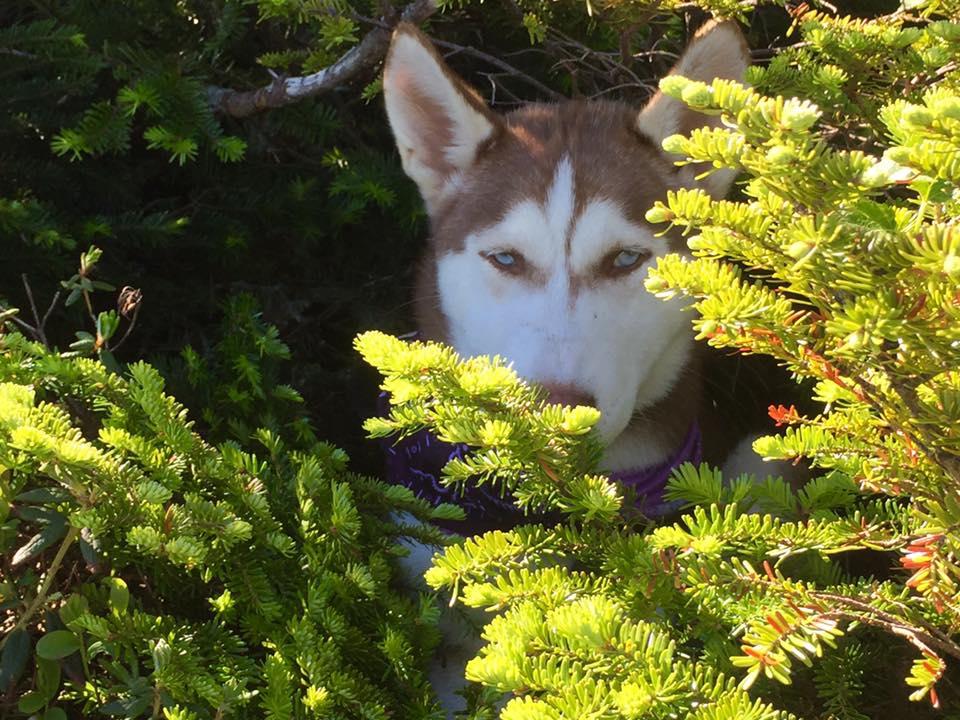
[812,591,960,661]
[111,286,143,353]
[7,274,60,347]
[431,38,564,102]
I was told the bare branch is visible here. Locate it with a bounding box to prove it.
[21,274,48,346]
[540,27,666,101]
[0,47,38,59]
[207,0,438,118]
[431,38,564,102]
[8,313,39,339]
[813,592,960,661]
[9,277,60,347]
[40,290,60,333]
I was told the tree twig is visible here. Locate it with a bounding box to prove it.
[351,13,564,102]
[18,274,59,347]
[1,526,80,650]
[813,591,960,660]
[8,313,39,339]
[21,273,45,345]
[431,38,564,101]
[207,0,438,118]
[40,289,60,333]
[111,302,141,353]
[0,47,38,59]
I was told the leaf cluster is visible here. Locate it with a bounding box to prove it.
[0,299,456,718]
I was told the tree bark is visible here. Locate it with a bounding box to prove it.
[207,0,437,118]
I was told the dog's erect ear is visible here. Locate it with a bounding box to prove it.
[638,21,750,197]
[384,23,501,215]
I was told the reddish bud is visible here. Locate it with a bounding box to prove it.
[768,404,801,427]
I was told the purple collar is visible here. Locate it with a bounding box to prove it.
[380,389,701,531]
[609,422,701,517]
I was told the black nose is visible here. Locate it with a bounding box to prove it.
[541,383,596,409]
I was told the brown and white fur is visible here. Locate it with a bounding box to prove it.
[384,20,751,474]
[383,19,753,714]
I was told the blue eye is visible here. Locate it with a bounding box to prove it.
[486,251,520,269]
[611,248,651,272]
[614,249,642,268]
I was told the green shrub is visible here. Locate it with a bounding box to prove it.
[0,283,465,717]
[355,3,960,718]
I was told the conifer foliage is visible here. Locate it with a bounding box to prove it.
[4,0,960,718]
[0,257,460,717]
[358,1,960,718]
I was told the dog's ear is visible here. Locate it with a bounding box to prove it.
[384,23,501,215]
[638,21,750,197]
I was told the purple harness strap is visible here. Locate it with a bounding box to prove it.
[381,392,701,530]
[382,426,521,531]
[610,422,701,517]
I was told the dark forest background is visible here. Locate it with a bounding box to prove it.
[1,0,888,473]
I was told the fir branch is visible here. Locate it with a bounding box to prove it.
[207,0,438,118]
[886,374,960,486]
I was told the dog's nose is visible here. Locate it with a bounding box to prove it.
[542,383,596,409]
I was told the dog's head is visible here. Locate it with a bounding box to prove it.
[383,21,749,459]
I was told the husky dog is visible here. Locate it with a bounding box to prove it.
[382,19,753,713]
[384,19,751,476]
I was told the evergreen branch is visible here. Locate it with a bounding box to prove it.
[719,557,960,687]
[886,375,960,485]
[850,371,954,493]
[207,0,438,118]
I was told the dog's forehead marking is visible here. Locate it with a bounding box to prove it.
[429,101,685,255]
[464,155,588,281]
[545,157,576,256]
[464,152,667,291]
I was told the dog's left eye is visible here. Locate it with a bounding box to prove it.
[610,248,651,272]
